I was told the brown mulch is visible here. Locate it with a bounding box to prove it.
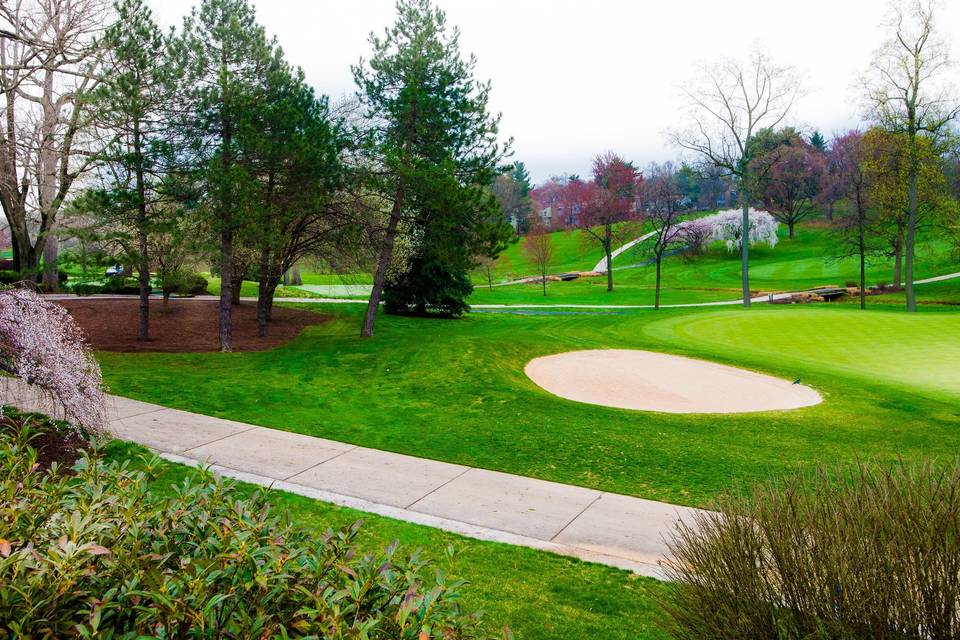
[1,414,90,473]
[26,425,90,473]
[56,298,331,353]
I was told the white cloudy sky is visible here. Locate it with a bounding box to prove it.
[149,0,960,183]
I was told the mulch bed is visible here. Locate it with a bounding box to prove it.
[26,425,90,473]
[1,414,90,473]
[56,298,331,353]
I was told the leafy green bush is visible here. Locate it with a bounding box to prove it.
[160,269,208,299]
[71,282,105,296]
[661,461,960,639]
[101,276,140,295]
[0,270,22,285]
[0,423,493,638]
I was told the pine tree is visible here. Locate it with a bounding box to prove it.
[89,0,175,341]
[353,0,509,335]
[234,59,345,336]
[809,130,827,153]
[175,0,274,351]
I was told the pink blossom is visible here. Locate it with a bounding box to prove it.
[0,288,106,433]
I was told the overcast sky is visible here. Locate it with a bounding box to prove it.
[149,0,960,183]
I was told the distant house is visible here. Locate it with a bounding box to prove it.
[538,206,553,226]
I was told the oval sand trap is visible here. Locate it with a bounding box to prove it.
[525,349,821,414]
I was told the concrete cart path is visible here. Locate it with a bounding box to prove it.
[93,393,700,578]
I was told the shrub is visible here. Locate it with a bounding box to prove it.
[0,270,21,285]
[177,270,208,295]
[661,461,960,639]
[0,423,494,639]
[101,276,140,295]
[71,282,103,296]
[160,269,208,300]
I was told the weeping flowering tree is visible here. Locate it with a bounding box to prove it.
[0,289,106,434]
[701,208,779,253]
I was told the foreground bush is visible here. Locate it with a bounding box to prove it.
[0,424,493,638]
[662,461,960,639]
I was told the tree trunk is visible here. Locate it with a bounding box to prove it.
[741,192,751,307]
[42,235,58,292]
[282,270,290,286]
[787,221,795,240]
[289,264,302,286]
[265,287,275,321]
[257,248,270,337]
[134,121,149,341]
[361,188,404,338]
[604,223,613,292]
[219,229,233,351]
[654,254,662,310]
[137,229,150,340]
[541,270,546,296]
[231,269,242,305]
[826,201,834,222]
[857,191,866,311]
[893,221,904,289]
[905,168,918,311]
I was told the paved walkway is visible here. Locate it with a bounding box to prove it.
[83,393,697,578]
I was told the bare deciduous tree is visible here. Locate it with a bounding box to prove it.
[862,0,959,311]
[0,0,110,288]
[670,49,801,307]
[522,220,554,296]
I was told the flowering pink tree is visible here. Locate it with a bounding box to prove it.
[578,152,640,291]
[0,289,106,433]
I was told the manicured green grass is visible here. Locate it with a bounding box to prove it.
[471,224,957,307]
[469,278,739,306]
[105,441,670,640]
[297,269,372,286]
[203,274,322,299]
[98,303,960,508]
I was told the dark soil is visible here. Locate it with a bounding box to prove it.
[56,298,331,353]
[27,425,89,472]
[2,414,90,473]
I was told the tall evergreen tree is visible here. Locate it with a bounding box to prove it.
[234,59,346,336]
[89,0,175,341]
[809,130,827,153]
[353,0,509,336]
[175,0,273,351]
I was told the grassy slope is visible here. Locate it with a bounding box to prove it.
[473,224,642,282]
[470,224,958,306]
[104,441,668,640]
[99,303,960,508]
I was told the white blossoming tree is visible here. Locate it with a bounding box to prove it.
[0,289,106,433]
[704,209,780,253]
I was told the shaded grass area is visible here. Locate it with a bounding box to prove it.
[103,441,669,640]
[860,278,960,306]
[98,303,960,508]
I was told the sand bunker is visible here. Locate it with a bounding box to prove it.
[525,349,821,414]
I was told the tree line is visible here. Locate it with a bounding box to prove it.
[512,1,959,312]
[0,0,513,349]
